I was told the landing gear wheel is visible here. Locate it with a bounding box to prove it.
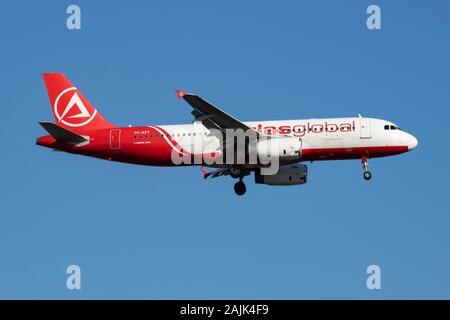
[361,156,372,181]
[234,181,246,196]
[230,167,242,179]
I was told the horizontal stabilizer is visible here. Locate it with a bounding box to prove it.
[38,122,88,145]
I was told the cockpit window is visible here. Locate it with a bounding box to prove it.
[385,124,402,131]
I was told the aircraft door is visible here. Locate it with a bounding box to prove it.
[110,129,121,149]
[359,118,371,139]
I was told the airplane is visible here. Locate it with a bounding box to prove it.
[36,73,418,196]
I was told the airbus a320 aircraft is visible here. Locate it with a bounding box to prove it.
[37,73,418,196]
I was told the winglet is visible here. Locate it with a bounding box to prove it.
[175,89,186,100]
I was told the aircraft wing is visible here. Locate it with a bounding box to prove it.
[176,90,258,135]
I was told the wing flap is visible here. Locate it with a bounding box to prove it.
[201,168,230,179]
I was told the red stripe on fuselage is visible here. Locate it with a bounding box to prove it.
[301,146,408,161]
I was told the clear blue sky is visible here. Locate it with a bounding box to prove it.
[0,0,449,299]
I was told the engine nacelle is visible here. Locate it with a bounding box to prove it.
[255,164,308,186]
[254,137,302,161]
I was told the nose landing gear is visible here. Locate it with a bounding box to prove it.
[363,171,372,180]
[361,156,372,180]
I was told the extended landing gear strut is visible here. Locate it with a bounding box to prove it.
[361,156,372,181]
[231,166,249,196]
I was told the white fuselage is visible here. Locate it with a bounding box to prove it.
[155,117,418,158]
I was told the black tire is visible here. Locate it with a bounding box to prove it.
[234,181,246,196]
[230,167,242,179]
[363,171,372,180]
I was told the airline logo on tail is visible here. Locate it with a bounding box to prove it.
[54,87,97,127]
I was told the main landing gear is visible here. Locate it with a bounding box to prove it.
[361,156,372,181]
[234,179,246,196]
[230,166,242,179]
[231,166,249,196]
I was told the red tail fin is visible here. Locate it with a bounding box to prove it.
[43,73,114,132]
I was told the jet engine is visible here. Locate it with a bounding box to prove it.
[254,164,308,186]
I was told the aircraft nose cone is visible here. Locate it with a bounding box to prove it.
[408,134,418,150]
